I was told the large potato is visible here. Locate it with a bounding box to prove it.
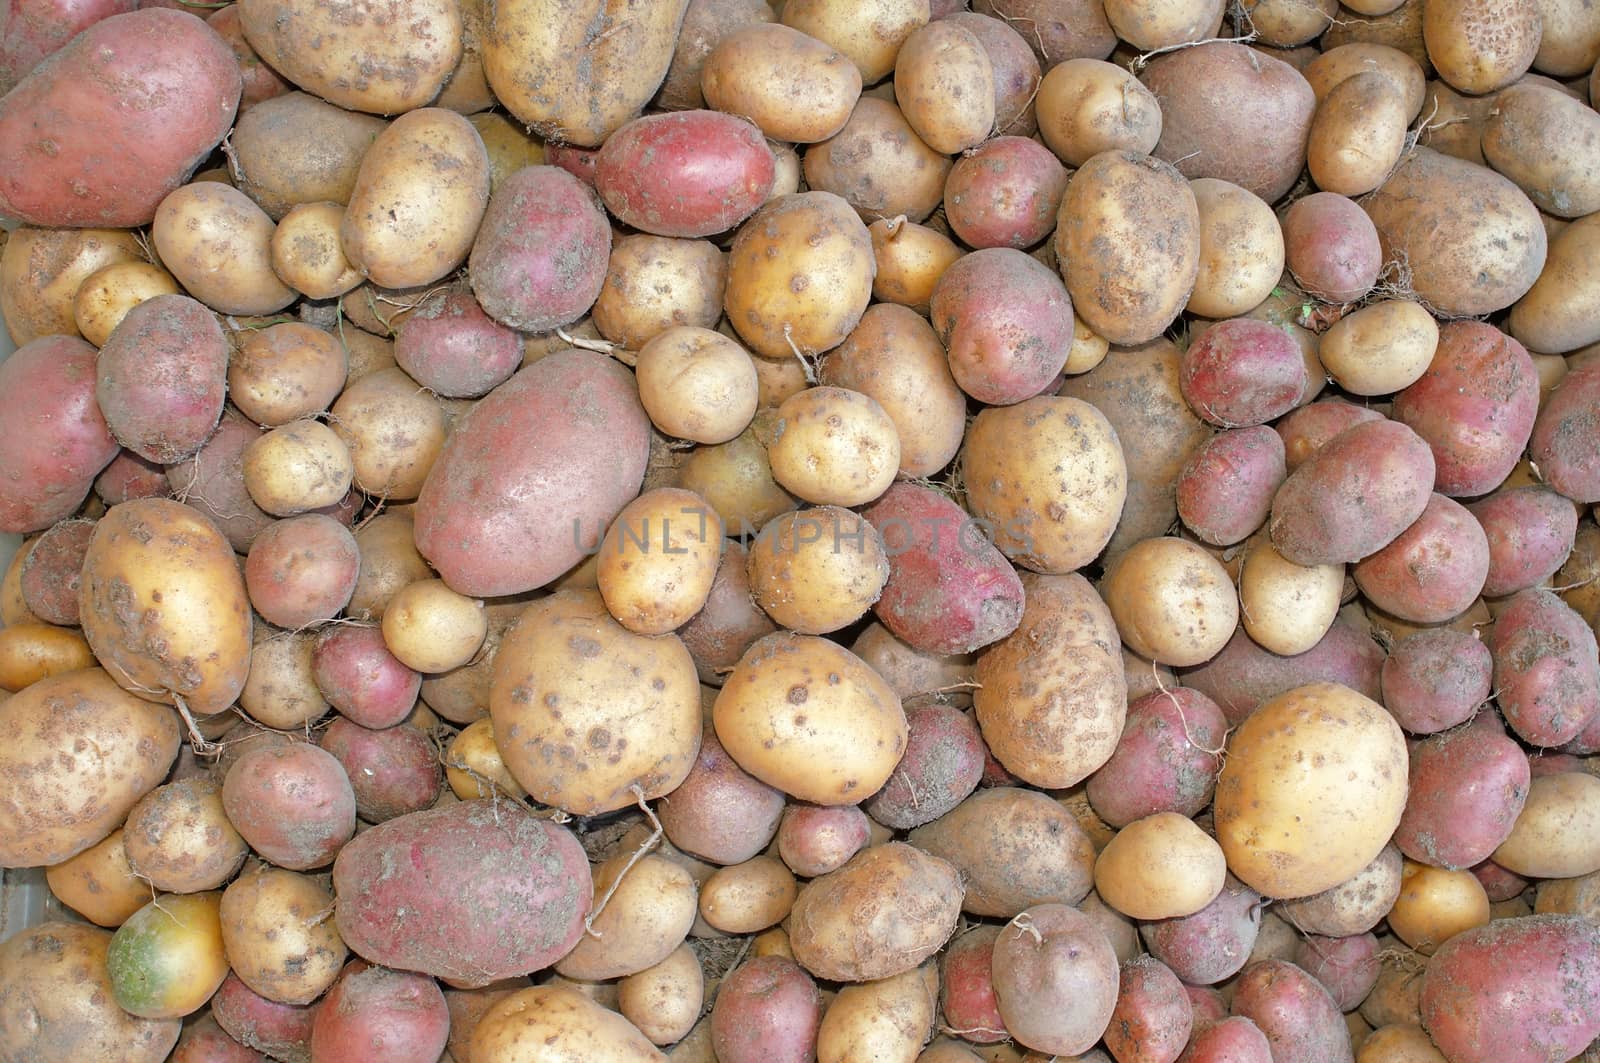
[596,110,774,237]
[893,20,994,154]
[1056,150,1199,346]
[0,668,180,868]
[1307,70,1411,196]
[484,0,689,146]
[701,23,862,144]
[471,986,664,1061]
[1215,681,1409,899]
[79,498,252,716]
[1483,83,1600,218]
[151,182,295,316]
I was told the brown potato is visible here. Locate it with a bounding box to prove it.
[1036,59,1161,168]
[675,417,798,535]
[781,0,927,82]
[1308,71,1411,196]
[1483,82,1600,218]
[818,964,937,1062]
[766,386,900,507]
[597,488,724,635]
[1422,0,1541,93]
[1532,0,1600,74]
[241,419,355,516]
[228,322,348,427]
[239,628,328,730]
[555,853,698,980]
[469,112,546,194]
[123,778,248,894]
[228,92,387,220]
[0,226,145,345]
[802,97,950,224]
[470,985,664,1060]
[270,202,363,300]
[893,20,994,154]
[1187,178,1284,319]
[444,717,526,800]
[1242,0,1339,45]
[1511,213,1600,354]
[44,829,148,928]
[1304,43,1427,119]
[594,236,727,351]
[348,511,433,621]
[699,855,798,934]
[72,261,181,348]
[329,367,447,501]
[152,183,295,316]
[1103,0,1225,48]
[220,867,346,1005]
[701,23,863,143]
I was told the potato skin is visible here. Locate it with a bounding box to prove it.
[991,903,1118,1055]
[0,9,240,227]
[1423,0,1540,93]
[95,295,226,465]
[1510,211,1600,355]
[1181,319,1308,428]
[472,985,665,1061]
[1394,717,1528,869]
[152,182,295,316]
[1230,959,1350,1063]
[1529,359,1600,503]
[710,955,821,1063]
[1282,191,1383,304]
[228,92,386,219]
[596,110,774,237]
[931,247,1074,405]
[1177,427,1286,547]
[1490,589,1600,747]
[1353,493,1489,623]
[1380,628,1492,735]
[1483,83,1600,218]
[310,964,449,1063]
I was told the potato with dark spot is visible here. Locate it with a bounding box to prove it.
[1529,359,1600,503]
[1104,537,1238,668]
[123,778,247,894]
[804,98,949,225]
[1489,589,1600,747]
[660,729,785,864]
[748,505,888,635]
[1423,0,1540,93]
[220,868,345,1007]
[766,386,900,507]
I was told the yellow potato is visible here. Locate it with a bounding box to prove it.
[1492,772,1600,878]
[1422,0,1541,93]
[44,830,148,928]
[1511,212,1600,354]
[328,367,447,501]
[1240,0,1339,45]
[597,488,724,635]
[1187,178,1285,319]
[1308,71,1411,196]
[0,622,96,692]
[817,964,938,1063]
[123,779,247,895]
[1319,299,1439,395]
[1304,43,1427,120]
[867,216,962,313]
[617,943,704,1048]
[893,21,994,154]
[803,97,949,224]
[594,236,728,351]
[270,202,364,300]
[469,112,546,194]
[0,226,145,345]
[1386,860,1490,955]
[1532,0,1600,74]
[220,868,346,1005]
[781,0,928,82]
[382,578,488,673]
[698,855,798,934]
[1357,1024,1448,1063]
[445,717,527,800]
[636,327,759,446]
[766,386,900,507]
[701,23,863,144]
[228,322,349,427]
[1103,0,1225,48]
[1094,812,1226,919]
[239,628,328,730]
[1239,538,1345,656]
[1484,82,1600,218]
[675,416,798,535]
[556,853,698,980]
[471,986,665,1061]
[1035,59,1163,168]
[151,183,295,316]
[229,92,387,220]
[1063,314,1112,375]
[748,506,888,635]
[241,419,354,516]
[1215,682,1409,898]
[1102,536,1239,667]
[72,261,182,348]
[348,512,433,621]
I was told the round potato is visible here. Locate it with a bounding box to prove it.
[1187,178,1284,319]
[220,868,346,1005]
[381,578,488,673]
[701,23,863,144]
[107,892,229,1020]
[151,182,295,316]
[1492,773,1600,879]
[1319,300,1439,395]
[1103,0,1224,48]
[804,97,950,224]
[1387,861,1490,955]
[44,829,149,929]
[597,487,724,635]
[1239,537,1344,657]
[123,778,248,895]
[593,235,728,350]
[867,216,962,313]
[1423,0,1541,93]
[1036,59,1161,168]
[444,717,526,800]
[0,226,147,346]
[636,327,759,444]
[1102,536,1239,667]
[228,322,348,427]
[1305,43,1427,119]
[766,386,899,507]
[1276,845,1404,937]
[1095,813,1226,920]
[748,506,888,635]
[72,261,182,348]
[270,201,363,299]
[239,628,328,730]
[470,986,664,1061]
[241,419,354,516]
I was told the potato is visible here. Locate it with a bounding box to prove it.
[1215,682,1409,898]
[0,337,119,534]
[1305,43,1427,115]
[241,514,357,631]
[932,247,1074,405]
[1510,212,1600,355]
[310,963,449,1063]
[1354,494,1490,623]
[777,804,872,879]
[891,20,994,154]
[1530,359,1600,503]
[1143,42,1317,204]
[1103,0,1223,48]
[867,216,962,313]
[1103,537,1239,668]
[804,97,949,225]
[1316,300,1437,397]
[596,487,723,635]
[106,891,228,1020]
[324,716,444,822]
[657,0,777,111]
[94,450,171,508]
[1095,813,1225,920]
[1387,861,1491,954]
[1058,151,1199,345]
[817,964,937,1063]
[0,622,94,693]
[472,985,663,1061]
[0,9,239,228]
[620,944,704,1047]
[1177,427,1287,548]
[44,829,148,929]
[991,903,1118,1055]
[313,623,421,729]
[938,925,1008,1045]
[1379,629,1491,737]
[1240,537,1344,657]
[151,182,294,316]
[1471,485,1578,597]
[93,294,225,467]
[747,506,887,634]
[1307,71,1411,196]
[1491,589,1600,747]
[556,852,697,980]
[1181,318,1308,427]
[1422,0,1540,93]
[375,578,486,674]
[0,922,181,1061]
[229,92,386,220]
[593,236,728,350]
[390,290,521,401]
[1282,192,1384,306]
[765,386,899,508]
[1492,772,1600,877]
[218,867,345,1006]
[1036,59,1161,168]
[0,225,146,346]
[658,729,784,865]
[120,777,246,895]
[222,744,355,870]
[1086,687,1226,830]
[66,257,176,350]
[1482,83,1600,219]
[1230,959,1351,1062]
[1106,957,1192,1063]
[711,956,822,1063]
[444,717,525,800]
[237,629,326,733]
[240,418,354,517]
[1293,932,1381,1013]
[700,23,862,143]
[676,419,798,536]
[228,323,347,428]
[1186,179,1285,319]
[1139,875,1262,985]
[699,855,797,934]
[781,0,926,83]
[676,543,779,689]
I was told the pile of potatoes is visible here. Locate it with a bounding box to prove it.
[4,0,1600,1060]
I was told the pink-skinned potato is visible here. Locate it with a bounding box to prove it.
[710,955,821,1063]
[1393,714,1529,869]
[1179,1017,1273,1062]
[221,744,355,871]
[413,349,650,596]
[318,719,441,824]
[940,925,1008,1044]
[309,963,448,1063]
[0,335,119,533]
[94,294,227,465]
[0,8,240,226]
[1085,687,1227,828]
[862,702,985,831]
[1282,192,1382,304]
[1105,955,1192,1063]
[0,0,138,93]
[991,903,1118,1056]
[658,729,786,866]
[1420,915,1600,1063]
[163,408,274,553]
[1229,959,1350,1063]
[1176,426,1287,546]
[1180,319,1308,428]
[1177,617,1384,726]
[930,246,1075,406]
[595,110,775,238]
[1291,932,1379,1013]
[333,800,592,988]
[863,482,1025,656]
[1140,875,1262,985]
[1275,400,1384,472]
[1529,359,1600,503]
[1468,486,1579,598]
[1380,628,1493,735]
[1352,493,1489,624]
[1490,589,1600,747]
[211,973,316,1063]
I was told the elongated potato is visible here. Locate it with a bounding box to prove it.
[152,183,295,316]
[893,20,994,154]
[1319,300,1438,395]
[1510,211,1600,354]
[1483,83,1600,218]
[701,23,863,144]
[1307,71,1410,196]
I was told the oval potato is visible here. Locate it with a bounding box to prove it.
[1319,299,1439,395]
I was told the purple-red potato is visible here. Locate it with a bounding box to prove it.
[413,350,650,597]
[991,903,1118,1056]
[1391,320,1540,497]
[94,294,225,464]
[1188,987,1227,1026]
[1140,876,1262,985]
[1275,401,1385,473]
[941,925,1008,1045]
[1143,43,1316,203]
[1490,589,1600,747]
[0,9,239,226]
[1353,494,1489,623]
[1085,687,1227,828]
[776,803,871,878]
[333,800,592,988]
[1419,915,1600,1063]
[543,142,598,187]
[1529,359,1600,503]
[1292,933,1379,1013]
[96,450,171,506]
[221,744,355,871]
[1178,617,1385,726]
[243,515,359,630]
[206,4,290,111]
[1529,751,1586,778]
[1229,960,1350,1063]
[1106,955,1192,1063]
[677,541,779,686]
[1176,427,1287,547]
[1180,319,1308,429]
[710,956,822,1063]
[18,518,92,626]
[0,335,118,533]
[930,246,1074,406]
[1179,1017,1273,1063]
[468,166,611,333]
[908,787,1096,918]
[1471,859,1528,903]
[1468,486,1579,597]
[318,719,442,824]
[1394,716,1529,869]
[595,110,774,237]
[0,0,138,93]
[863,703,985,830]
[1380,629,1493,734]
[165,408,274,553]
[863,483,1024,656]
[311,625,422,730]
[393,289,523,399]
[168,1014,263,1063]
[1282,192,1383,304]
[309,964,448,1063]
[972,0,1117,64]
[944,137,1069,250]
[658,729,786,866]
[212,973,315,1062]
[1267,419,1436,566]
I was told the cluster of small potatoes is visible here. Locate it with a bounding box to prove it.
[2,0,1600,1061]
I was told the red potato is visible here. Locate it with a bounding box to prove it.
[863,483,1025,656]
[1392,320,1540,498]
[312,625,422,731]
[0,9,240,226]
[595,110,775,238]
[658,730,786,866]
[991,903,1119,1056]
[710,956,822,1063]
[1529,359,1600,503]
[1468,486,1580,597]
[863,702,985,830]
[1490,589,1600,747]
[1353,494,1490,623]
[0,335,119,533]
[1188,987,1227,1024]
[94,294,226,465]
[333,801,592,988]
[165,408,274,553]
[1140,876,1263,985]
[95,450,171,506]
[940,925,1008,1045]
[930,246,1075,405]
[1274,400,1385,472]
[318,719,442,824]
[413,350,650,597]
[1394,716,1529,869]
[211,973,316,1063]
[1085,687,1227,828]
[1229,960,1350,1063]
[1380,628,1493,734]
[1420,915,1600,1063]
[1106,956,1193,1063]
[1179,1017,1273,1062]
[544,142,598,187]
[943,137,1069,250]
[776,803,871,877]
[677,541,779,686]
[0,0,138,93]
[1175,427,1287,547]
[309,964,448,1063]
[1282,192,1383,304]
[1471,859,1527,903]
[1178,617,1385,726]
[18,518,93,627]
[393,289,523,399]
[1268,418,1437,566]
[222,744,356,871]
[170,1015,265,1063]
[243,515,359,630]
[1181,319,1309,428]
[468,166,611,333]
[1292,933,1379,1013]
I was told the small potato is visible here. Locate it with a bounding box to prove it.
[1492,772,1600,878]
[1277,845,1404,937]
[804,97,950,224]
[618,943,704,1048]
[677,542,780,688]
[220,868,346,1005]
[1086,688,1226,828]
[1103,0,1224,48]
[1186,180,1283,319]
[1176,426,1288,547]
[867,216,962,312]
[1035,59,1162,167]
[1319,300,1439,395]
[239,628,328,731]
[636,326,759,445]
[893,21,994,154]
[229,322,349,427]
[0,225,147,346]
[1240,537,1344,657]
[1064,313,1111,374]
[710,955,822,1063]
[44,830,148,930]
[1423,0,1541,93]
[597,488,724,635]
[72,261,181,348]
[932,246,1074,405]
[1305,43,1427,119]
[348,511,432,621]
[767,386,899,507]
[123,778,247,895]
[0,623,96,692]
[556,852,698,980]
[778,804,872,878]
[1102,537,1239,667]
[1283,191,1384,304]
[748,506,888,634]
[593,235,727,350]
[107,893,229,1020]
[1308,71,1411,196]
[241,419,354,516]
[329,367,447,502]
[152,183,295,316]
[1387,861,1490,955]
[228,92,386,220]
[270,202,363,300]
[381,578,488,674]
[1095,813,1226,920]
[818,964,938,1063]
[445,717,526,800]
[1354,494,1490,623]
[701,23,863,143]
[222,743,356,871]
[96,295,228,466]
[1511,211,1600,354]
[699,856,798,934]
[148,411,273,551]
[1242,0,1339,45]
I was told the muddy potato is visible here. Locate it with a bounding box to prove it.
[1423,0,1540,93]
[123,778,247,895]
[0,225,146,345]
[555,852,698,981]
[1103,0,1224,48]
[228,322,348,427]
[781,0,927,83]
[471,985,664,1061]
[0,623,96,693]
[1319,300,1438,396]
[329,367,447,502]
[657,0,777,111]
[220,868,345,1006]
[766,386,899,507]
[701,23,862,143]
[270,202,364,299]
[699,855,798,934]
[1242,0,1339,44]
[239,628,327,730]
[228,92,386,219]
[151,182,294,316]
[1239,538,1345,657]
[991,903,1119,1056]
[1102,537,1238,668]
[1492,772,1600,878]
[893,20,994,154]
[748,506,888,634]
[1387,861,1490,955]
[817,964,937,1063]
[805,98,948,226]
[1485,83,1600,221]
[1096,813,1226,920]
[593,236,727,351]
[1035,59,1161,168]
[1278,845,1404,937]
[1187,179,1284,319]
[107,892,229,1020]
[72,261,182,348]
[1308,71,1411,196]
[867,216,962,312]
[636,327,758,446]
[468,111,545,194]
[619,943,704,1048]
[44,829,148,929]
[381,578,488,674]
[241,419,354,516]
[597,488,724,635]
[1511,212,1600,354]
